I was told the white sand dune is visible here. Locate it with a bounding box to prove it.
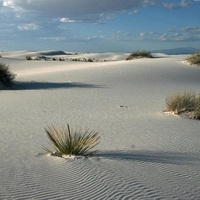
[1,51,200,199]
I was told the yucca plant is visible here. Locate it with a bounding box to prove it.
[43,124,100,157]
[0,62,16,88]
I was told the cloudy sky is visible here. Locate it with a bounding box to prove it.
[0,0,200,52]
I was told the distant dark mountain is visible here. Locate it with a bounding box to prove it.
[151,47,200,55]
[40,50,67,56]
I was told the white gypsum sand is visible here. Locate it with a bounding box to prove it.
[0,51,200,199]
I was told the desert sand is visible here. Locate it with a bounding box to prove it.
[1,50,200,199]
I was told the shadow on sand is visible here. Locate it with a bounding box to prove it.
[95,150,200,166]
[12,81,103,90]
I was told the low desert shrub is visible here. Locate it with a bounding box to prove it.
[59,58,65,61]
[165,91,200,119]
[165,92,196,114]
[0,63,16,88]
[43,124,100,157]
[88,58,93,62]
[26,56,32,60]
[126,50,153,60]
[185,52,200,65]
[26,56,39,60]
[194,95,200,119]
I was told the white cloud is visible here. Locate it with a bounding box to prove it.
[166,28,176,33]
[163,0,192,10]
[128,10,138,14]
[2,0,23,12]
[17,23,39,30]
[162,3,177,10]
[138,26,200,41]
[40,35,106,44]
[60,18,78,23]
[85,35,106,41]
[140,32,146,37]
[41,36,66,41]
[3,0,14,7]
[2,0,159,23]
[180,0,192,7]
[181,26,200,33]
[143,0,159,6]
[0,0,197,51]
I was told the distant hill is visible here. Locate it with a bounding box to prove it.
[151,47,200,55]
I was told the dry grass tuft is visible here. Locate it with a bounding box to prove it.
[43,124,100,157]
[165,92,200,119]
[185,52,200,65]
[165,92,196,114]
[126,50,153,60]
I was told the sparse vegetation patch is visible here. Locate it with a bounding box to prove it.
[26,56,40,60]
[26,56,110,62]
[0,63,16,88]
[43,124,100,157]
[185,52,200,65]
[164,91,200,119]
[26,56,32,60]
[126,50,153,60]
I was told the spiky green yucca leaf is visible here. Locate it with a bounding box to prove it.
[44,124,100,157]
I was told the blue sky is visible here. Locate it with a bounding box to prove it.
[0,0,200,52]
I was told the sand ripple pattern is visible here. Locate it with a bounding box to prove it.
[1,151,200,200]
[1,53,200,199]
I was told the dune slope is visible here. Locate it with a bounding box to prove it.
[0,51,200,199]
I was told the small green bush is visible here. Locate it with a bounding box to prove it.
[88,58,93,62]
[165,92,200,119]
[0,63,16,88]
[194,95,200,119]
[26,56,33,60]
[165,92,196,114]
[185,52,200,65]
[43,124,100,157]
[71,58,78,61]
[126,50,153,60]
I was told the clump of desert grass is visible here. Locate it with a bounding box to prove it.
[185,52,200,65]
[0,62,16,89]
[43,124,100,157]
[126,50,153,60]
[164,91,200,119]
[26,56,40,60]
[26,56,32,60]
